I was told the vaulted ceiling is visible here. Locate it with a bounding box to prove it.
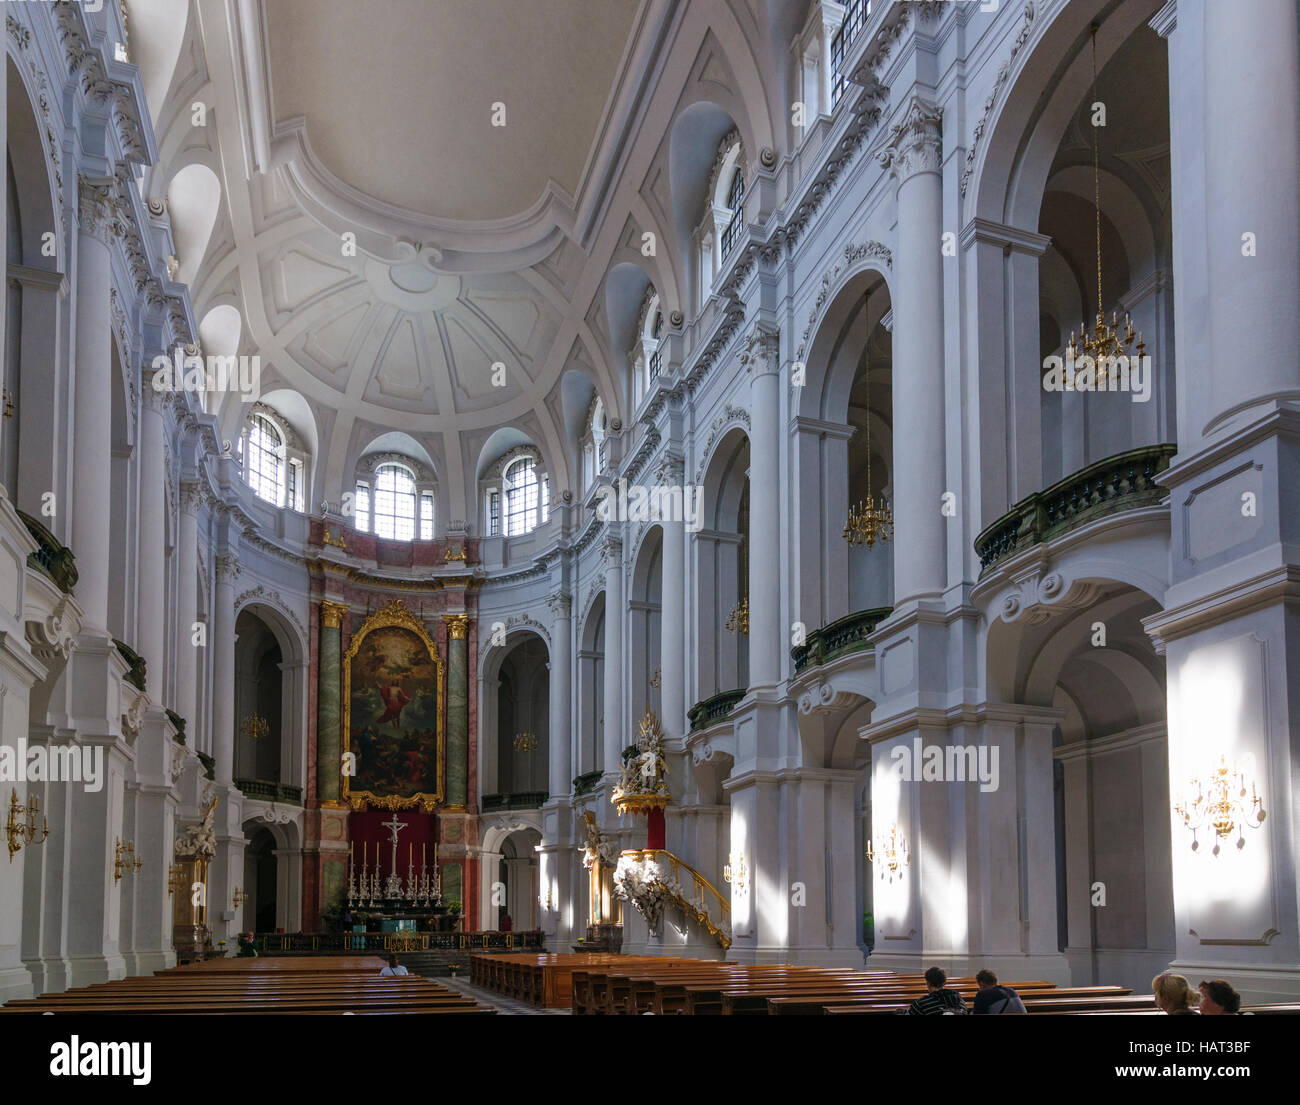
[264,0,639,223]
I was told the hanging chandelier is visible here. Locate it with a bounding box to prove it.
[513,731,537,753]
[1174,755,1266,856]
[844,294,893,549]
[240,714,270,741]
[1066,24,1145,385]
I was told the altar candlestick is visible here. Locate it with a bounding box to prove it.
[422,843,426,865]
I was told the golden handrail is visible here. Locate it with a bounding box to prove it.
[620,848,731,915]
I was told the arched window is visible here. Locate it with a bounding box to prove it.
[353,451,436,541]
[721,165,745,257]
[581,396,606,492]
[369,463,418,541]
[242,413,284,506]
[237,407,307,511]
[483,447,548,538]
[504,456,540,537]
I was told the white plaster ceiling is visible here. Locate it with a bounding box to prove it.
[265,0,639,223]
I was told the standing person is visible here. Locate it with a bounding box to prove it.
[972,969,1028,1014]
[1198,979,1244,1015]
[379,954,409,977]
[1152,972,1199,1014]
[906,967,968,1015]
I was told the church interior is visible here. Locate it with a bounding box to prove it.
[2,0,1299,1036]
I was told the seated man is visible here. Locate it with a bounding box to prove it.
[379,954,409,977]
[906,966,968,1015]
[1198,979,1244,1015]
[972,969,1027,1014]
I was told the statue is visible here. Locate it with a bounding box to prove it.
[580,811,618,871]
[175,788,218,860]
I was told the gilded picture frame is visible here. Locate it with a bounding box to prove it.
[342,599,445,812]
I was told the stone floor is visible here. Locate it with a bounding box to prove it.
[438,976,572,1015]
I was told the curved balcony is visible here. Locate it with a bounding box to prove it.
[974,444,1176,577]
[792,606,893,675]
[481,791,548,812]
[17,509,78,593]
[236,778,303,804]
[687,688,745,734]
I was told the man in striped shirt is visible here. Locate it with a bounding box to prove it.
[906,967,968,1015]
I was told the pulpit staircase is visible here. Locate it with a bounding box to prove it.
[614,849,732,950]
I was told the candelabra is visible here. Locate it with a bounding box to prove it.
[866,824,910,882]
[113,838,142,883]
[513,730,538,752]
[1175,754,1267,856]
[232,887,248,908]
[724,598,749,636]
[5,790,49,862]
[723,852,747,892]
[346,861,357,908]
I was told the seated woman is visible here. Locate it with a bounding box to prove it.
[1152,972,1199,1014]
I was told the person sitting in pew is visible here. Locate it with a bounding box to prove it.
[1152,972,1199,1014]
[1198,979,1245,1015]
[379,955,409,977]
[906,967,968,1015]
[972,969,1027,1014]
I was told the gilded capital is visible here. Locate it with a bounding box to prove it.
[444,613,469,640]
[320,600,348,629]
[877,97,943,182]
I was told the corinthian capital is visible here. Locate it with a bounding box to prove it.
[877,97,943,182]
[738,323,780,378]
[78,175,126,244]
[214,553,242,584]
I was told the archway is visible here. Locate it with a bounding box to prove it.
[498,827,543,932]
[695,426,749,701]
[987,579,1171,989]
[477,630,551,804]
[630,525,663,723]
[246,827,278,933]
[578,594,606,775]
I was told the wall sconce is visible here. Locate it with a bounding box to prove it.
[513,731,538,753]
[866,824,910,882]
[1175,754,1266,855]
[233,888,248,908]
[113,838,142,882]
[167,863,187,896]
[2,387,14,419]
[649,667,662,688]
[723,852,746,892]
[724,598,750,636]
[6,790,49,862]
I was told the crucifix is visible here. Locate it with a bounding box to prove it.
[380,813,408,880]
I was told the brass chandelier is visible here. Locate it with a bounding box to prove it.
[844,298,892,549]
[865,823,910,883]
[1065,24,1145,384]
[1174,754,1266,856]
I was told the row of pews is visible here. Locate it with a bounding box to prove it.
[475,953,1300,1015]
[1,956,496,1015]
